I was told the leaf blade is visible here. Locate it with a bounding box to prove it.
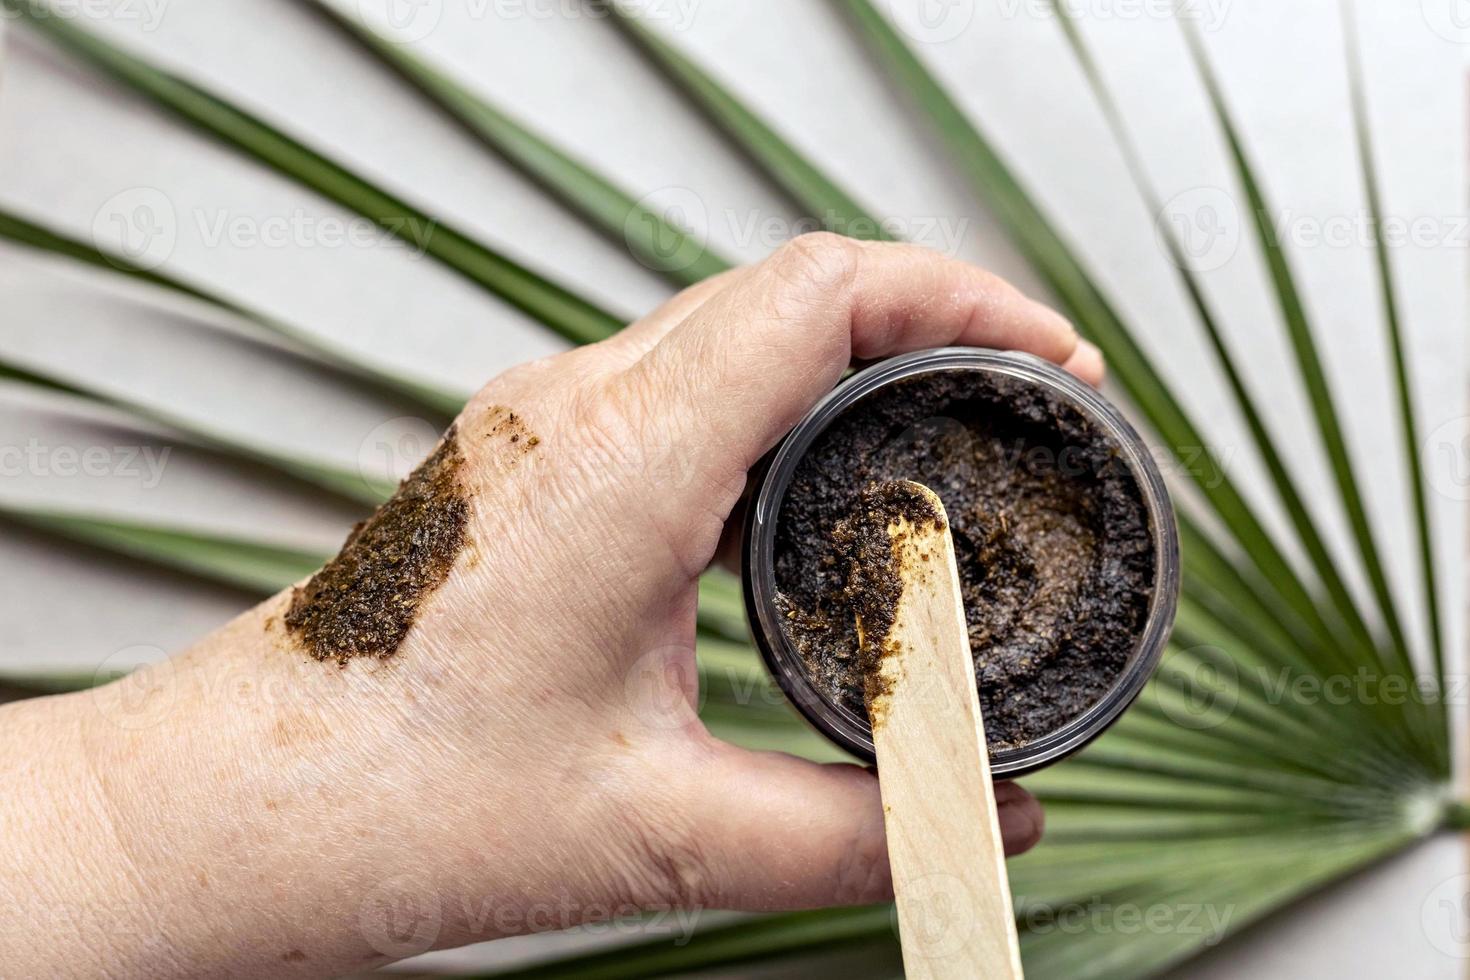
[302,0,732,287]
[5,0,624,346]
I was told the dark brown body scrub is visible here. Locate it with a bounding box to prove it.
[285,428,469,665]
[836,480,947,713]
[773,371,1156,751]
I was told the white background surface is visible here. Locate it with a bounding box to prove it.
[0,0,1465,976]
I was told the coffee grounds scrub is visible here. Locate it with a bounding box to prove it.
[773,371,1156,751]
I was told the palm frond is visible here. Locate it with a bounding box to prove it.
[1047,4,1383,670]
[300,0,730,287]
[3,0,624,346]
[1177,20,1417,689]
[597,1,891,238]
[0,504,325,593]
[0,206,464,416]
[1340,0,1446,698]
[0,358,393,503]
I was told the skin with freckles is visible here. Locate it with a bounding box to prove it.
[0,236,1098,978]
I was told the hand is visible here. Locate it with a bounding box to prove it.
[2,235,1100,976]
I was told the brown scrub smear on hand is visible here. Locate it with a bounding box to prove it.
[285,427,471,666]
[774,372,1155,751]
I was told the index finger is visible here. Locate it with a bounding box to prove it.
[625,234,1079,481]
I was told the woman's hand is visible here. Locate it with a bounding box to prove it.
[1,235,1101,977]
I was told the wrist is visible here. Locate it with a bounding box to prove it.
[67,597,415,976]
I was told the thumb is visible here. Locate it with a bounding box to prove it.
[674,743,1044,911]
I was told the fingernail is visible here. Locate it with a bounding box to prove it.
[1066,338,1106,387]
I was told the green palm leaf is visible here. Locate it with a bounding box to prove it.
[597,1,891,239]
[0,505,325,593]
[1340,1,1446,697]
[1046,6,1384,672]
[1177,22,1417,688]
[0,206,464,417]
[0,358,393,503]
[2,0,623,346]
[464,906,895,980]
[300,0,730,287]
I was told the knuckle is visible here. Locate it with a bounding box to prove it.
[468,344,618,414]
[768,231,862,296]
[563,376,648,485]
[624,812,719,909]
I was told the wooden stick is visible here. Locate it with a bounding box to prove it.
[860,480,1024,980]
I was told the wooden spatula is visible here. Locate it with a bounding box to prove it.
[854,480,1024,980]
